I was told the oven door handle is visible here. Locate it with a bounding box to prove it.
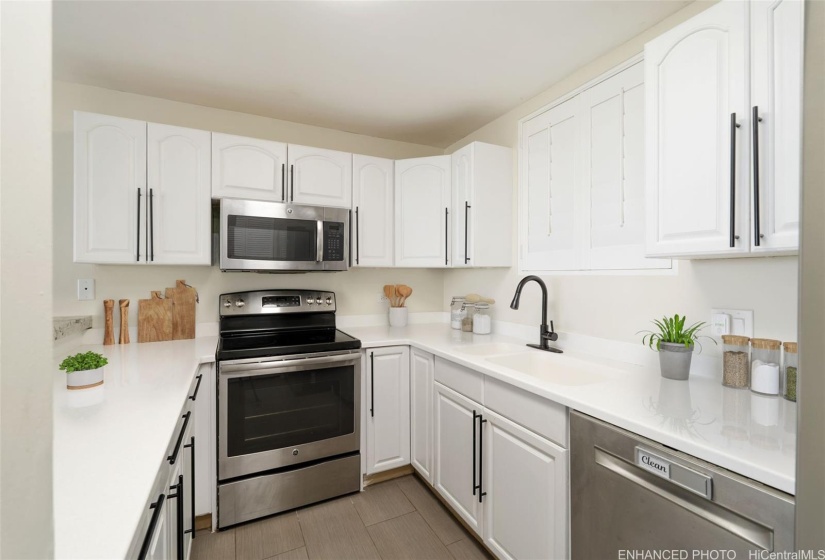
[220,352,361,375]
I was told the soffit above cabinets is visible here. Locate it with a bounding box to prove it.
[54,0,690,148]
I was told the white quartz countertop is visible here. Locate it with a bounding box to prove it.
[53,336,217,560]
[342,324,796,495]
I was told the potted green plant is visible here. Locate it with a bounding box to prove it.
[638,314,715,380]
[59,351,108,390]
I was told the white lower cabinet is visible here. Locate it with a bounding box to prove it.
[410,348,434,483]
[483,408,568,560]
[433,382,484,536]
[365,346,411,474]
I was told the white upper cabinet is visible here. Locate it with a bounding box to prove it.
[148,123,212,265]
[452,142,513,268]
[581,64,670,270]
[287,144,352,208]
[645,0,802,258]
[395,156,452,267]
[352,155,394,267]
[365,346,411,475]
[750,0,804,253]
[74,111,147,264]
[521,97,582,271]
[212,133,287,202]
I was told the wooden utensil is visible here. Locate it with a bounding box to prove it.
[384,285,396,308]
[164,279,197,340]
[118,299,130,344]
[393,285,401,308]
[397,285,413,307]
[138,291,173,343]
[103,299,115,345]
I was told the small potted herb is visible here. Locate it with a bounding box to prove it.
[59,351,108,390]
[638,315,715,380]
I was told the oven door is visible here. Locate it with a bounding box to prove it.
[218,351,360,480]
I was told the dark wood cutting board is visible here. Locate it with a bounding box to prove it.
[138,291,173,343]
[165,279,197,340]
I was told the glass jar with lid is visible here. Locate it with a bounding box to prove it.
[750,338,781,396]
[461,303,476,332]
[472,302,492,335]
[721,335,750,389]
[783,342,798,402]
[450,297,466,330]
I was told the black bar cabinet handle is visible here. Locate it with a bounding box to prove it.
[189,374,202,401]
[444,208,449,266]
[478,415,487,503]
[136,188,142,261]
[290,164,294,202]
[168,411,191,465]
[472,410,479,496]
[355,207,360,265]
[752,106,762,247]
[370,352,375,418]
[184,436,196,539]
[149,188,155,261]
[168,474,184,560]
[281,163,286,201]
[464,202,471,264]
[729,113,740,248]
[138,494,165,560]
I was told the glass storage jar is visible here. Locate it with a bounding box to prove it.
[450,297,466,330]
[472,302,492,335]
[461,303,476,332]
[721,335,750,389]
[750,338,782,396]
[783,342,798,402]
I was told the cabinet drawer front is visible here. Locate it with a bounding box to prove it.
[434,356,483,403]
[484,377,567,447]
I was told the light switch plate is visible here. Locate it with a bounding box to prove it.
[711,308,753,338]
[77,279,95,301]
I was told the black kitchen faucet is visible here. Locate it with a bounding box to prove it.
[509,275,562,353]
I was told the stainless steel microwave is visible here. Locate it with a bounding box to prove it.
[220,199,349,272]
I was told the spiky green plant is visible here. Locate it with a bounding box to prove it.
[638,314,715,352]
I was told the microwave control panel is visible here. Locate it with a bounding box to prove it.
[324,222,345,261]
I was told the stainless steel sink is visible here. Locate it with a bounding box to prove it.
[485,351,616,386]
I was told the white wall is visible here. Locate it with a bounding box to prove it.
[442,0,799,354]
[53,82,446,328]
[1,1,54,557]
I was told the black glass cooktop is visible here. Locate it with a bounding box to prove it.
[217,328,361,361]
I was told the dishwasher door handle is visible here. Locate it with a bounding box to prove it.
[594,447,772,551]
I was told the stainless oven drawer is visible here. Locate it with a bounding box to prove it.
[218,453,360,528]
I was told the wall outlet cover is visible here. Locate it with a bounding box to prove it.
[711,308,753,338]
[77,279,95,301]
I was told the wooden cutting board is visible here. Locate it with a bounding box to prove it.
[138,291,173,343]
[165,279,197,340]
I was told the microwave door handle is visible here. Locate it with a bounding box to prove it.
[316,220,324,263]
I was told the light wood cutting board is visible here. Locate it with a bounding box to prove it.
[138,291,173,343]
[165,279,197,340]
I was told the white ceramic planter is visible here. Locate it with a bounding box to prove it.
[67,367,104,390]
[389,307,408,327]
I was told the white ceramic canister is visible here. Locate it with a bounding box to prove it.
[389,307,408,327]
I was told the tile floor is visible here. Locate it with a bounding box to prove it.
[192,475,492,560]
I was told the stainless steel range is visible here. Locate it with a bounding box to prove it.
[216,290,362,528]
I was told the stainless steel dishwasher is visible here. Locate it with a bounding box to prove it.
[570,411,795,557]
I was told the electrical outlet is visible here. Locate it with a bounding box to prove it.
[77,279,95,301]
[711,308,753,337]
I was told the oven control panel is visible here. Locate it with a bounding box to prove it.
[220,290,336,315]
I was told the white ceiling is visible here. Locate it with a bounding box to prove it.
[54,1,690,148]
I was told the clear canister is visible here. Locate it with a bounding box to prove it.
[783,342,798,402]
[450,297,466,330]
[750,339,782,396]
[472,302,492,335]
[461,303,476,332]
[721,335,750,389]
